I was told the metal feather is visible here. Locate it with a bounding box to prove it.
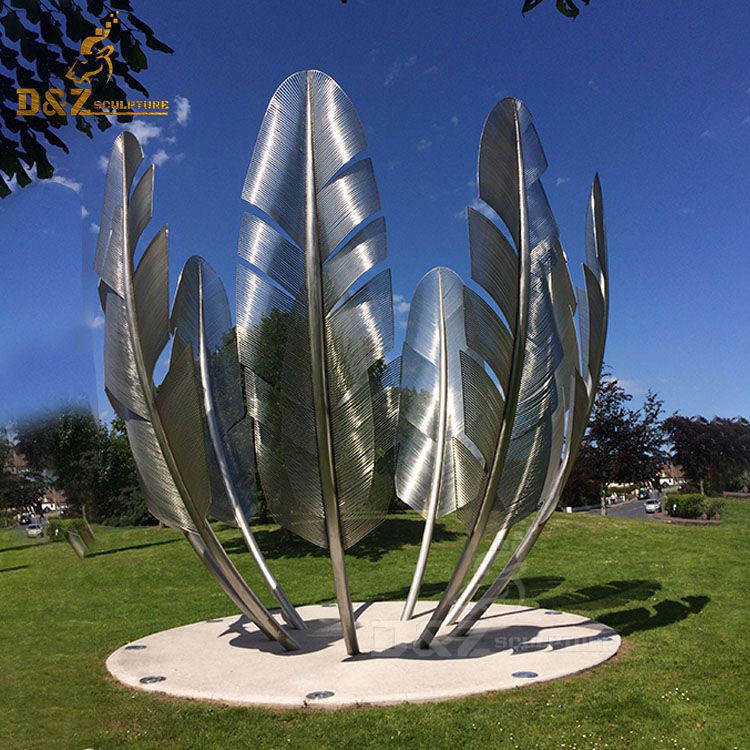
[451,175,609,637]
[395,267,490,619]
[95,132,298,650]
[417,98,562,648]
[171,256,305,630]
[237,70,393,655]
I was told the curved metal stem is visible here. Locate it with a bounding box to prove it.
[185,531,247,613]
[196,269,305,630]
[446,525,509,624]
[304,72,358,655]
[417,105,531,649]
[121,195,298,651]
[401,269,449,621]
[452,377,576,637]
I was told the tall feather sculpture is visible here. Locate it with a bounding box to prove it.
[171,256,305,630]
[395,267,499,619]
[236,71,394,654]
[451,174,608,636]
[417,98,560,648]
[95,132,298,651]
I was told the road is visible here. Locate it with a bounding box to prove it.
[606,495,662,520]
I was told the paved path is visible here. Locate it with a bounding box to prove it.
[606,496,663,520]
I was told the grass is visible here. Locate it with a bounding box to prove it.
[1,503,748,749]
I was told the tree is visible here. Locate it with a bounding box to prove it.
[16,404,104,513]
[89,416,151,525]
[0,0,172,197]
[663,416,750,495]
[561,375,667,514]
[15,405,151,524]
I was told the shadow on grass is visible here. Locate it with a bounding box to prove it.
[0,542,48,554]
[223,517,461,563]
[87,537,181,558]
[599,595,710,637]
[0,564,28,573]
[370,576,566,605]
[537,579,663,610]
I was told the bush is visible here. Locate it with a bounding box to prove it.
[46,518,90,542]
[704,498,725,520]
[666,494,725,520]
[667,494,706,519]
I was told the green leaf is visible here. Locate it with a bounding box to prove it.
[10,0,41,25]
[144,35,173,54]
[1,11,25,43]
[556,0,580,18]
[40,12,65,49]
[121,35,148,71]
[65,8,95,42]
[86,0,105,16]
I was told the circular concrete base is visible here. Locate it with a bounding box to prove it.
[106,601,620,708]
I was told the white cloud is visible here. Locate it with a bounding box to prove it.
[81,205,89,218]
[384,55,417,88]
[97,155,109,172]
[424,65,439,75]
[416,138,432,151]
[87,315,105,329]
[48,175,82,194]
[163,135,177,144]
[450,115,459,127]
[152,149,170,167]
[588,79,598,92]
[393,294,411,328]
[121,120,162,146]
[743,116,750,126]
[556,177,571,187]
[612,377,648,397]
[89,222,100,234]
[700,129,713,138]
[677,207,693,216]
[174,95,191,126]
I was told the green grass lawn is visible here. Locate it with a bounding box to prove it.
[1,503,748,749]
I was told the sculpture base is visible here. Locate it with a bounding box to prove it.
[106,601,620,708]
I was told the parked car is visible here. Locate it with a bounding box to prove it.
[19,514,32,525]
[26,523,44,538]
[644,498,662,513]
[638,488,650,500]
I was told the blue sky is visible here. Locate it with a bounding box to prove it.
[1,0,749,423]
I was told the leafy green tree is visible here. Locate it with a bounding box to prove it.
[89,416,151,525]
[562,375,667,514]
[663,416,750,495]
[0,0,172,197]
[15,405,151,524]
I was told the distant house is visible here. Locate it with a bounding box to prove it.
[7,451,67,511]
[659,463,687,489]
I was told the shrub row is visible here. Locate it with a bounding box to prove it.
[667,494,724,520]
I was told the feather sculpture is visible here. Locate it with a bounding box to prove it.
[236,70,394,654]
[451,175,608,635]
[395,267,496,619]
[171,256,305,630]
[95,132,298,651]
[446,230,574,623]
[417,98,565,648]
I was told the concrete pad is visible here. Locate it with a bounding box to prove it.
[106,601,620,709]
